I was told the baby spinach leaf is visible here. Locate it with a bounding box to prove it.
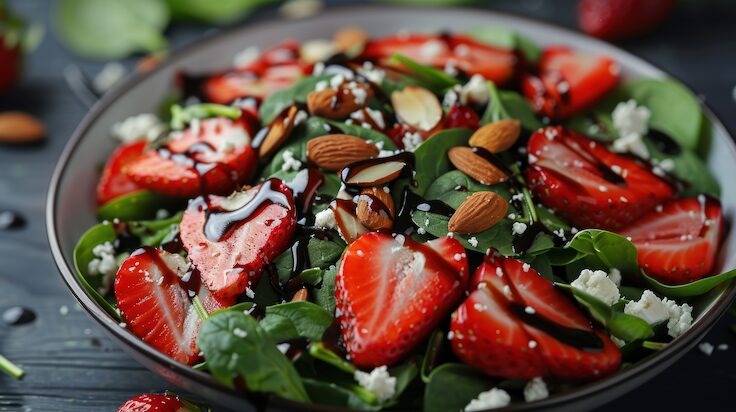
[73,223,121,320]
[302,379,380,411]
[260,301,334,343]
[308,342,357,374]
[260,75,331,124]
[272,238,345,285]
[466,25,541,62]
[128,211,183,247]
[389,53,460,92]
[211,301,255,316]
[424,170,490,200]
[642,268,736,299]
[412,128,473,195]
[313,265,338,314]
[412,210,512,256]
[423,363,493,412]
[548,229,640,282]
[55,0,169,59]
[166,0,275,24]
[169,103,241,130]
[197,311,309,401]
[481,81,542,131]
[97,190,182,221]
[420,329,445,383]
[644,138,720,198]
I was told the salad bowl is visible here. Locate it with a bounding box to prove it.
[47,6,736,412]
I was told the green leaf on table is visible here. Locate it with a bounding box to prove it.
[423,363,493,412]
[260,301,334,343]
[260,75,331,124]
[481,81,542,131]
[197,311,309,401]
[73,222,121,320]
[412,128,473,195]
[389,53,460,92]
[55,0,169,59]
[166,0,275,24]
[97,190,182,221]
[128,211,183,247]
[466,25,541,62]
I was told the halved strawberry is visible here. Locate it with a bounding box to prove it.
[115,248,232,365]
[443,104,480,130]
[451,255,621,380]
[522,47,619,119]
[125,116,257,198]
[97,140,148,205]
[527,126,674,230]
[335,233,468,367]
[179,179,297,298]
[620,197,723,284]
[117,393,189,412]
[360,33,518,85]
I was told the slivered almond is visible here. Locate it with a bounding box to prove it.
[331,200,369,243]
[342,160,406,187]
[391,86,442,132]
[469,120,521,154]
[291,288,309,302]
[334,26,368,56]
[448,191,508,234]
[258,105,298,157]
[307,134,378,171]
[356,187,395,230]
[0,111,46,144]
[448,147,508,185]
[307,82,372,119]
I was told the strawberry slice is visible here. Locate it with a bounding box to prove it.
[578,0,676,41]
[620,197,723,284]
[96,140,147,205]
[335,232,468,367]
[451,255,621,380]
[522,47,619,119]
[179,179,297,298]
[360,33,517,85]
[117,393,189,412]
[115,248,232,365]
[125,116,257,198]
[527,126,674,230]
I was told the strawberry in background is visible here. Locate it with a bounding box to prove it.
[0,0,24,95]
[578,0,677,41]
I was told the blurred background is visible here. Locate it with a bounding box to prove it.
[0,0,735,410]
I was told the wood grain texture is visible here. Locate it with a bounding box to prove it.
[1,0,735,411]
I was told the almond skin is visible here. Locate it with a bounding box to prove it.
[307,83,372,119]
[448,147,508,185]
[391,86,442,131]
[0,111,46,144]
[469,119,521,154]
[291,288,309,302]
[307,134,379,171]
[258,105,298,157]
[448,191,509,234]
[356,187,395,230]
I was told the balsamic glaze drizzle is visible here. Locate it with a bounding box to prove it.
[508,302,604,352]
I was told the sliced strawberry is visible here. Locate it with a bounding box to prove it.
[336,233,468,367]
[361,33,517,85]
[527,126,674,230]
[115,248,232,365]
[452,255,621,380]
[117,393,189,412]
[96,140,147,205]
[620,197,723,284]
[443,104,480,130]
[179,179,297,298]
[522,47,619,119]
[578,0,676,41]
[125,116,257,197]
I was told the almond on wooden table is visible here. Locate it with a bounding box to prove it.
[0,111,46,144]
[306,134,379,171]
[448,146,508,185]
[356,187,395,230]
[391,85,442,131]
[469,119,521,154]
[258,105,299,157]
[448,191,509,234]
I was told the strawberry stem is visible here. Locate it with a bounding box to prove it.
[0,354,24,380]
[192,296,210,321]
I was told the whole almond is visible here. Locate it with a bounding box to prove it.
[0,112,46,144]
[258,105,298,157]
[469,120,521,154]
[291,288,309,302]
[448,147,508,185]
[391,86,442,131]
[307,83,372,119]
[448,191,509,234]
[334,26,368,56]
[307,134,379,171]
[356,187,395,230]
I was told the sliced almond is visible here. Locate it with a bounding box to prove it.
[291,288,309,302]
[356,187,395,230]
[0,111,46,144]
[342,160,406,187]
[448,147,508,185]
[331,199,368,243]
[469,120,521,154]
[307,134,379,171]
[391,86,442,132]
[448,191,509,234]
[334,26,368,56]
[258,105,298,157]
[307,82,372,120]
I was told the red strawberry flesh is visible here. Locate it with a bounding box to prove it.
[96,140,147,205]
[116,393,186,412]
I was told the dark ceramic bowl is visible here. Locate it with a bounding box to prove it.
[47,6,736,412]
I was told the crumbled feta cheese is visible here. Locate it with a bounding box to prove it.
[465,388,511,411]
[443,89,459,107]
[444,60,459,76]
[612,132,650,159]
[699,342,714,356]
[110,113,164,143]
[281,149,303,172]
[612,99,650,137]
[571,269,621,306]
[88,242,117,278]
[401,131,423,152]
[608,268,622,287]
[468,237,479,247]
[314,208,337,229]
[354,366,397,403]
[662,297,693,338]
[624,290,669,325]
[357,61,386,84]
[233,46,260,68]
[523,377,549,402]
[460,74,490,106]
[512,222,528,235]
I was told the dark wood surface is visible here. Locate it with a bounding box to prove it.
[1,0,735,411]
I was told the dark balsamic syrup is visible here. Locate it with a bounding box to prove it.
[508,302,603,352]
[157,139,240,198]
[393,187,454,234]
[285,168,325,217]
[340,152,415,189]
[2,306,36,326]
[0,210,26,231]
[648,129,682,156]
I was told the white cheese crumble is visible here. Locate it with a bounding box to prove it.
[281,149,303,172]
[624,289,692,337]
[88,242,117,278]
[608,268,622,287]
[468,236,479,247]
[357,61,386,84]
[232,327,248,338]
[354,366,396,403]
[611,99,651,159]
[314,208,337,229]
[511,222,528,235]
[401,131,423,152]
[571,269,620,306]
[110,113,164,143]
[460,74,490,106]
[523,377,549,402]
[464,388,511,411]
[612,132,649,159]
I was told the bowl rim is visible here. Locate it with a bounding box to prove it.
[46,4,736,411]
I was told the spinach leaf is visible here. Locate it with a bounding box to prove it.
[423,363,493,412]
[412,128,473,195]
[211,301,255,316]
[313,265,338,314]
[260,301,334,343]
[128,211,183,247]
[424,170,490,200]
[260,75,331,124]
[389,53,460,92]
[170,103,241,130]
[466,26,541,62]
[73,223,121,320]
[197,311,309,401]
[302,379,380,411]
[642,269,736,299]
[272,237,345,285]
[55,0,168,59]
[166,0,275,24]
[481,81,542,131]
[644,139,720,197]
[420,329,445,383]
[97,190,181,221]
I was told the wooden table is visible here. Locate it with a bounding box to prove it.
[1,0,735,410]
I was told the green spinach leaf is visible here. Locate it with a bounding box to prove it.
[128,211,183,247]
[260,301,334,343]
[389,53,460,92]
[260,75,331,124]
[73,223,121,320]
[481,81,542,130]
[313,265,338,314]
[412,128,473,195]
[97,190,181,221]
[423,363,493,412]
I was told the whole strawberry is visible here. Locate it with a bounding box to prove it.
[578,0,676,41]
[0,1,24,94]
